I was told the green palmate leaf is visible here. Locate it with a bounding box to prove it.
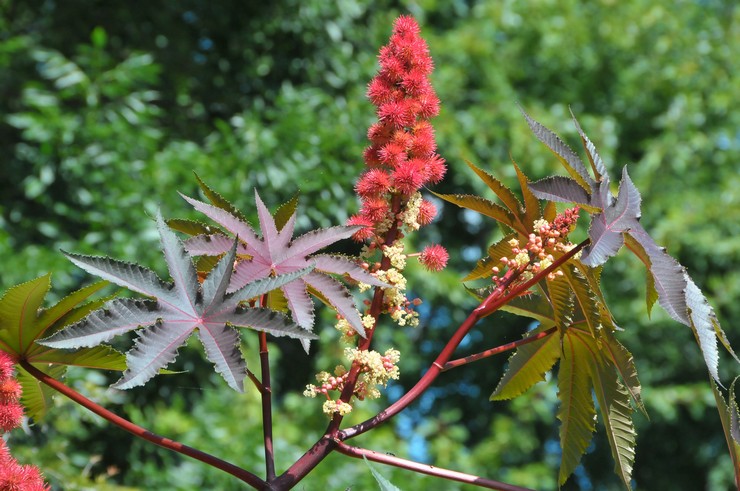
[166,217,225,237]
[0,276,123,420]
[463,233,517,282]
[558,330,597,486]
[267,287,289,313]
[0,274,52,352]
[522,109,736,383]
[363,456,402,491]
[17,364,67,421]
[547,273,574,335]
[194,172,249,223]
[583,335,636,489]
[432,192,521,233]
[490,327,560,400]
[500,294,556,328]
[712,378,740,488]
[562,327,637,490]
[560,263,603,339]
[464,160,523,218]
[542,200,558,223]
[601,329,646,415]
[273,192,299,231]
[513,160,542,227]
[624,234,659,317]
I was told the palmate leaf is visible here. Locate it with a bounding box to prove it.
[39,211,317,392]
[711,378,740,488]
[558,329,596,486]
[560,327,637,490]
[489,319,639,487]
[17,364,67,422]
[0,275,125,420]
[490,326,561,401]
[522,108,736,383]
[181,188,389,339]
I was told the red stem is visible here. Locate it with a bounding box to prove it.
[442,326,559,371]
[259,293,276,482]
[335,442,535,491]
[19,359,266,489]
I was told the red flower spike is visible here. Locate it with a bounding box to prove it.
[353,15,445,237]
[419,244,449,272]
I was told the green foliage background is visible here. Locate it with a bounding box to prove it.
[1,0,738,489]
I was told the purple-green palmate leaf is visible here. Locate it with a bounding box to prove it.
[0,275,125,420]
[522,108,737,383]
[180,189,389,339]
[39,211,317,392]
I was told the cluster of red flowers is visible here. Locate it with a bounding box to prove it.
[0,351,49,491]
[349,15,446,240]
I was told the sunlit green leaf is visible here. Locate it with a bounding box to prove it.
[491,327,560,400]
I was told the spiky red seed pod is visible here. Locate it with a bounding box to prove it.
[400,69,430,96]
[392,15,421,36]
[0,352,14,380]
[0,402,23,432]
[367,122,393,145]
[347,215,375,242]
[0,379,21,404]
[367,77,395,106]
[362,145,383,167]
[390,129,413,150]
[415,93,440,119]
[378,142,408,167]
[378,100,415,128]
[417,199,438,225]
[360,197,390,222]
[419,244,449,272]
[422,154,447,184]
[355,169,391,197]
[0,461,50,491]
[410,124,437,157]
[392,161,425,195]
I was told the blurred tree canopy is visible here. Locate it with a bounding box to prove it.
[1,0,738,489]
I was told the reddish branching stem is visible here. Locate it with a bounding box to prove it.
[335,442,535,491]
[442,326,559,371]
[259,331,276,482]
[340,239,587,441]
[259,293,277,482]
[18,359,266,489]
